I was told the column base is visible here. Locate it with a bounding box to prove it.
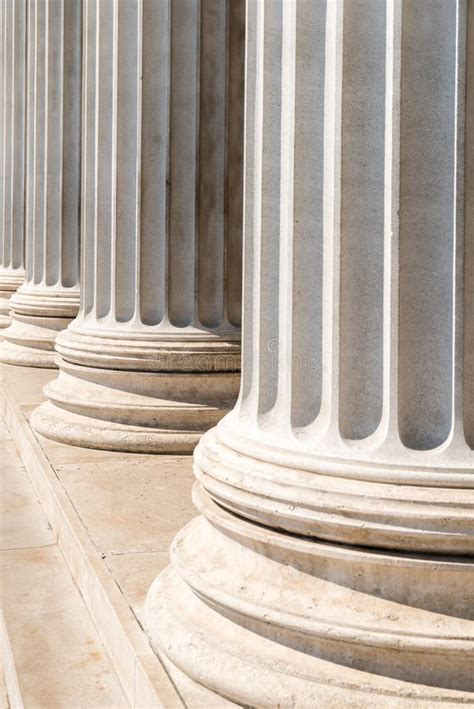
[31,324,241,453]
[193,426,474,555]
[31,356,240,453]
[0,289,15,329]
[0,269,25,329]
[145,485,474,706]
[0,285,79,367]
[32,399,215,453]
[0,314,72,368]
[0,293,12,329]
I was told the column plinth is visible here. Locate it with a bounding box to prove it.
[0,1,26,328]
[1,286,80,367]
[0,0,81,366]
[34,322,240,453]
[0,271,24,328]
[31,0,244,452]
[146,0,474,703]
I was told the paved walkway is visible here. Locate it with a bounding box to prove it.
[0,411,127,707]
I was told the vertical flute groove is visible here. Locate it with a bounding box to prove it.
[114,0,138,323]
[25,0,35,283]
[0,1,4,268]
[339,0,385,440]
[168,0,198,327]
[257,0,281,418]
[0,0,26,276]
[224,0,244,329]
[109,0,118,318]
[81,0,96,316]
[94,0,113,318]
[34,0,45,285]
[138,0,169,326]
[238,0,262,416]
[3,1,13,269]
[45,0,61,286]
[197,0,226,328]
[61,0,81,288]
[398,0,456,450]
[464,0,474,448]
[290,0,326,428]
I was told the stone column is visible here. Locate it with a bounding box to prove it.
[0,0,26,329]
[31,0,244,452]
[146,0,474,704]
[0,0,81,367]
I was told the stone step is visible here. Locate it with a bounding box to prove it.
[0,430,128,708]
[0,361,211,707]
[0,657,9,709]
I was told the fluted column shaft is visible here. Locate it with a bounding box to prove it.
[0,0,81,367]
[146,1,474,705]
[32,0,244,452]
[0,0,26,328]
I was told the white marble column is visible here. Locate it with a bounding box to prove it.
[146,0,474,704]
[0,0,26,329]
[31,0,244,452]
[0,0,81,367]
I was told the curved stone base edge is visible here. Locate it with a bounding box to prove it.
[0,341,58,368]
[56,325,241,371]
[0,292,14,329]
[146,563,474,707]
[0,314,74,368]
[193,428,474,554]
[31,400,207,453]
[156,649,239,708]
[10,286,80,319]
[31,357,240,452]
[144,488,474,705]
[0,271,24,294]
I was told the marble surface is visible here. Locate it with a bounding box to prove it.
[31,0,244,452]
[0,403,127,708]
[0,0,81,368]
[1,362,207,706]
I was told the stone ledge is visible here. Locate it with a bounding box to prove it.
[0,610,22,708]
[0,365,187,708]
